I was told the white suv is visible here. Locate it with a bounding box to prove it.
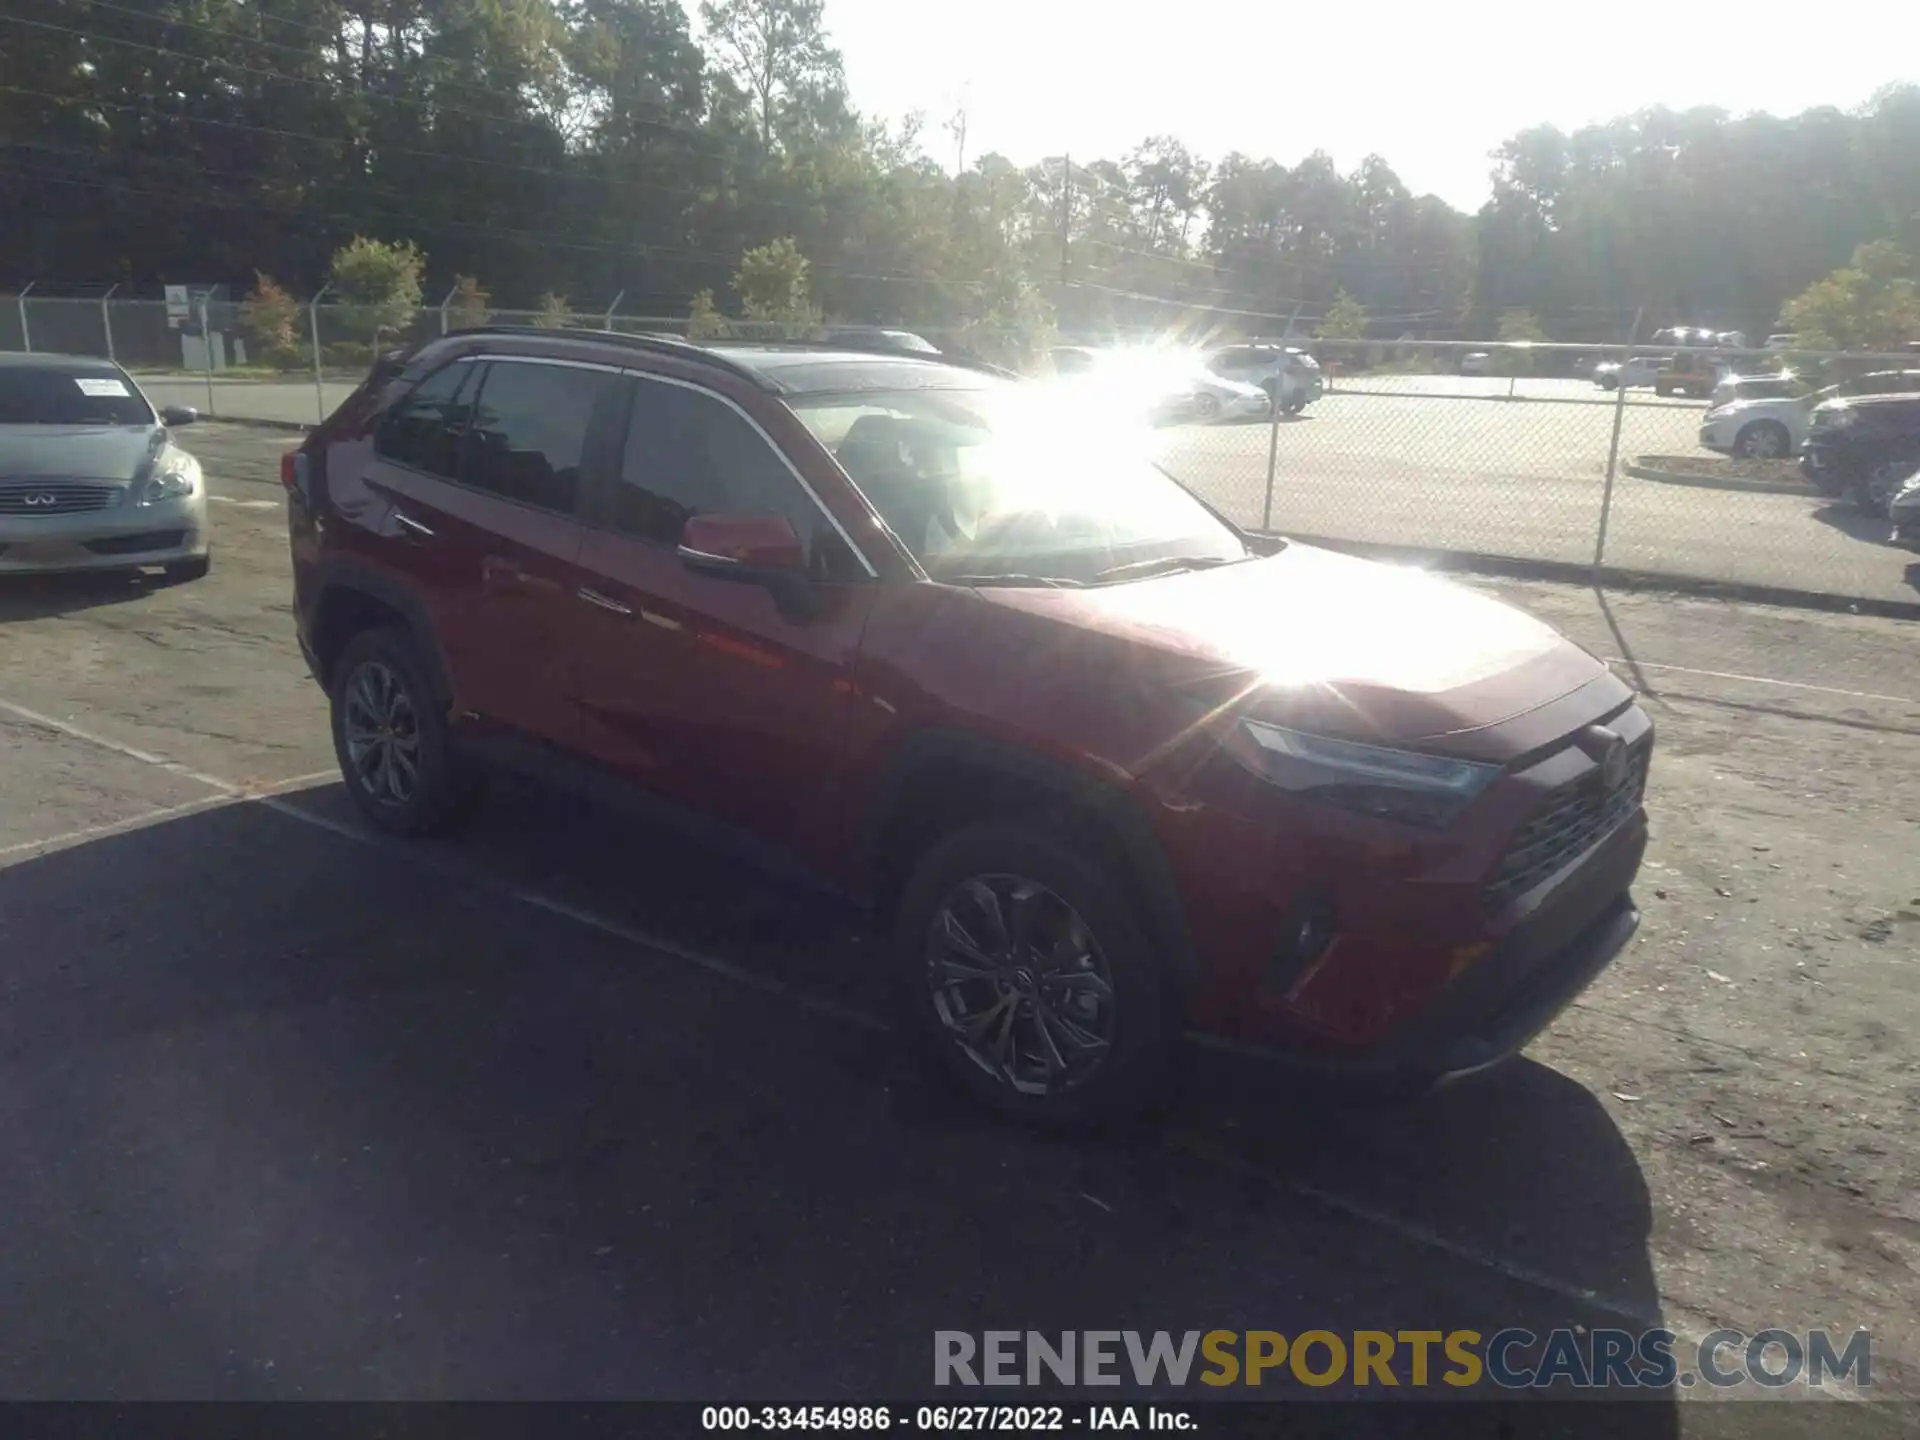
[1699,369,1920,459]
[1204,343,1324,414]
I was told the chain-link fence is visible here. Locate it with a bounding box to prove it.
[1149,338,1920,608]
[4,297,1917,606]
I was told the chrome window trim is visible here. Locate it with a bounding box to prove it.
[618,368,879,579]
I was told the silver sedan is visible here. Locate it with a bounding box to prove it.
[0,354,210,580]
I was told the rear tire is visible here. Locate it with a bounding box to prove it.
[1190,392,1220,422]
[893,819,1168,1129]
[329,625,482,836]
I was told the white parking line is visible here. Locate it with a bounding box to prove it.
[1604,658,1917,706]
[0,689,1718,1331]
[0,770,339,864]
[0,698,239,793]
[207,495,283,511]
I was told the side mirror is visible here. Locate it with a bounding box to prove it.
[677,513,808,578]
[160,405,198,427]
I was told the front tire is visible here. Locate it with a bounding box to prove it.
[1190,392,1220,422]
[893,820,1168,1128]
[1734,421,1790,460]
[329,625,481,835]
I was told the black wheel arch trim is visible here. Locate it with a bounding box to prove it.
[858,728,1200,993]
[305,561,456,713]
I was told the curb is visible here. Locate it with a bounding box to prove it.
[1259,532,1920,623]
[1625,458,1812,497]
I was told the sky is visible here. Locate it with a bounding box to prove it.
[815,0,1912,212]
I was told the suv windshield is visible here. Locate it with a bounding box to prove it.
[0,365,154,426]
[791,383,1251,585]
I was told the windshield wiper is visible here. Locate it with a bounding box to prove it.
[1092,555,1240,583]
[943,573,1086,588]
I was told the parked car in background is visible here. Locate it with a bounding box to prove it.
[1800,393,1920,515]
[1203,343,1324,414]
[820,326,940,356]
[1459,352,1495,377]
[1047,347,1271,425]
[286,325,1653,1124]
[1654,350,1728,399]
[1888,469,1920,551]
[0,354,209,581]
[1708,373,1804,410]
[1701,369,1920,462]
[1594,356,1665,390]
[1163,363,1274,424]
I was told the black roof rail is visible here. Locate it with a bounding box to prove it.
[436,324,778,390]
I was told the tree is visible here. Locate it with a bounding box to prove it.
[239,272,301,368]
[1495,308,1549,374]
[533,292,573,329]
[447,275,493,331]
[699,0,844,150]
[734,237,818,335]
[1779,240,1920,351]
[1316,289,1369,340]
[687,288,729,339]
[328,237,426,344]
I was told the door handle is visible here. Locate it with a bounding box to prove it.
[392,509,435,541]
[576,586,633,616]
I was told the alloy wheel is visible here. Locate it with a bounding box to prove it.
[1740,424,1787,459]
[924,874,1117,1098]
[341,659,422,807]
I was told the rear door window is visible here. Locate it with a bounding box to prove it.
[374,362,477,478]
[460,359,619,515]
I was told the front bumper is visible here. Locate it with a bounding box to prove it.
[1698,422,1734,454]
[0,492,208,575]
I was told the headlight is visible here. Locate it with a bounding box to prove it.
[1814,408,1857,430]
[1237,720,1501,828]
[140,456,199,504]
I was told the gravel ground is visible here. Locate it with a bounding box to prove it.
[0,424,1916,1426]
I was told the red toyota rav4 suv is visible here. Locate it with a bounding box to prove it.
[287,327,1651,1124]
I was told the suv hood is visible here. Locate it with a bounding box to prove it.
[0,424,166,481]
[973,545,1610,748]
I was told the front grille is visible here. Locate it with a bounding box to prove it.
[0,480,123,516]
[1483,740,1650,915]
[84,530,185,555]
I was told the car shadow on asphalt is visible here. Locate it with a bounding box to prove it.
[0,785,1673,1422]
[0,569,187,623]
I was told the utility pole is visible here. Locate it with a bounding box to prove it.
[1059,154,1072,293]
[944,85,970,174]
